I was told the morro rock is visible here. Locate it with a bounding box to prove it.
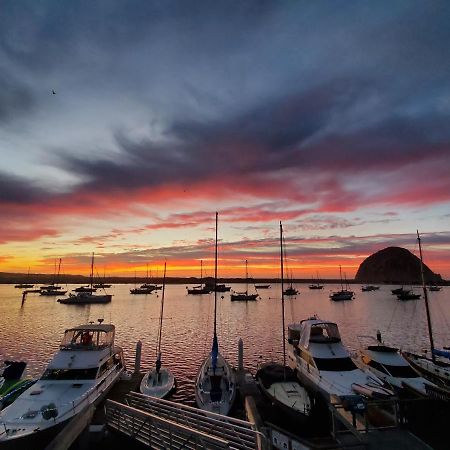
[355,247,442,284]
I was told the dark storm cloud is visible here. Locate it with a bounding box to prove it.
[0,171,47,204]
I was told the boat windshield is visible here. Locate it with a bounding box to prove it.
[42,368,98,380]
[60,328,114,350]
[305,323,341,345]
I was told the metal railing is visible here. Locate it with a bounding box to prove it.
[106,392,261,450]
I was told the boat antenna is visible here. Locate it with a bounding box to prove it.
[417,230,435,363]
[280,222,286,375]
[212,212,219,373]
[156,261,167,373]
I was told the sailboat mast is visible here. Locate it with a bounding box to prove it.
[339,265,343,291]
[90,253,94,289]
[280,222,286,369]
[417,231,436,363]
[245,259,248,293]
[56,258,62,286]
[213,213,218,337]
[157,262,167,358]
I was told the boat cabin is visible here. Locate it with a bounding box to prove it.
[288,319,342,348]
[60,324,115,351]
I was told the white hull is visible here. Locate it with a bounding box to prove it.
[195,352,236,415]
[140,368,175,399]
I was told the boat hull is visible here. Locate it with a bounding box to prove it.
[58,294,112,304]
[140,368,175,399]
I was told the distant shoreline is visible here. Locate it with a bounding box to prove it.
[1,272,448,285]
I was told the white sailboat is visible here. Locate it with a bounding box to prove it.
[140,262,176,398]
[0,321,124,448]
[256,222,312,423]
[195,212,236,415]
[230,260,259,301]
[402,231,450,392]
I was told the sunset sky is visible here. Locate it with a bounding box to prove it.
[1,1,449,279]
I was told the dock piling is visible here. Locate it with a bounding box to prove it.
[134,340,142,374]
[238,338,244,371]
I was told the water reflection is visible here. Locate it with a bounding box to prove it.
[0,283,448,403]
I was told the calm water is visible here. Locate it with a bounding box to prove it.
[0,283,449,405]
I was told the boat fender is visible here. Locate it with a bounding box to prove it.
[41,403,58,420]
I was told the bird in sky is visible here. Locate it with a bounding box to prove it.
[52,90,56,95]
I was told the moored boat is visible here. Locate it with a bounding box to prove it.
[187,260,212,295]
[287,318,393,402]
[195,213,236,415]
[230,260,258,301]
[329,266,354,301]
[140,262,176,399]
[0,321,124,448]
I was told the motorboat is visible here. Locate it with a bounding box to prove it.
[361,285,379,292]
[308,284,323,290]
[287,318,393,402]
[140,263,176,399]
[255,284,271,289]
[0,321,124,448]
[58,292,112,304]
[0,362,36,410]
[195,213,236,415]
[428,285,442,292]
[40,286,67,297]
[130,287,154,295]
[93,283,112,289]
[391,287,408,295]
[357,335,436,397]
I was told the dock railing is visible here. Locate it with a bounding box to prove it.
[105,391,264,449]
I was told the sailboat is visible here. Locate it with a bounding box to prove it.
[14,268,34,289]
[140,262,175,398]
[58,253,112,304]
[402,232,450,390]
[256,222,312,423]
[40,259,67,296]
[230,260,259,301]
[329,266,354,301]
[130,269,154,294]
[195,212,236,415]
[308,272,324,290]
[187,260,211,295]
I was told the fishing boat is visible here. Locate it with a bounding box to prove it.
[329,266,354,301]
[40,259,67,296]
[140,263,176,399]
[187,260,212,295]
[358,334,437,398]
[58,254,112,304]
[402,232,450,389]
[256,222,312,424]
[0,362,36,410]
[0,321,124,448]
[287,317,393,402]
[195,213,236,415]
[230,260,258,301]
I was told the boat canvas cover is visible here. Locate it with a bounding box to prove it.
[433,349,450,360]
[291,320,341,350]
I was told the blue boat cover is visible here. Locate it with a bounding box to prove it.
[433,349,450,360]
[211,334,218,371]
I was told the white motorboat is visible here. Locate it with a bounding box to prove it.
[195,213,236,415]
[140,262,176,399]
[0,321,124,448]
[358,335,435,397]
[287,318,393,402]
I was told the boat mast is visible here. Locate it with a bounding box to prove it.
[245,259,249,293]
[280,222,286,370]
[90,253,94,289]
[56,258,62,286]
[211,212,219,372]
[200,260,203,288]
[156,262,167,372]
[339,265,343,291]
[417,231,436,363]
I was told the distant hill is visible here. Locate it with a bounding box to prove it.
[355,247,443,284]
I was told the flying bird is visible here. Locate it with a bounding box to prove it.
[52,90,56,95]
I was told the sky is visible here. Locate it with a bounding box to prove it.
[0,1,449,279]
